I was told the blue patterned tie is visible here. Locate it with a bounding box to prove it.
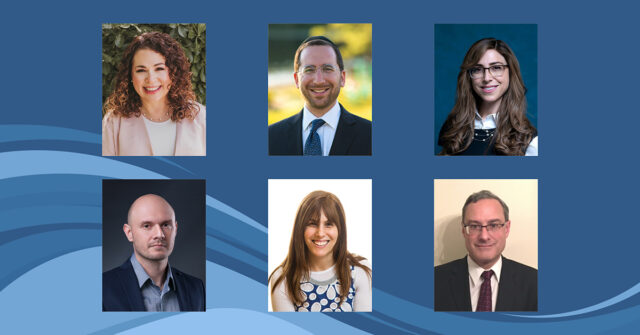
[303,119,326,156]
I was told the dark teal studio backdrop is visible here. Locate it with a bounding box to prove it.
[2,0,640,334]
[434,24,538,154]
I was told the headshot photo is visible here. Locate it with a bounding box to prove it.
[434,24,538,156]
[102,23,206,156]
[268,24,372,156]
[434,179,538,312]
[268,179,372,312]
[102,179,206,311]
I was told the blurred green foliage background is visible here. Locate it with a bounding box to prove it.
[102,23,206,115]
[268,24,372,125]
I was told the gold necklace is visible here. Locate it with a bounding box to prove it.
[141,108,170,122]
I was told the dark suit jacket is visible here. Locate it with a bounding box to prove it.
[434,256,537,311]
[268,104,371,155]
[103,259,205,311]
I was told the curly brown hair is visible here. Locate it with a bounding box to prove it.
[438,38,536,155]
[103,32,199,121]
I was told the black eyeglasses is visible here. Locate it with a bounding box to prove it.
[468,64,509,79]
[463,223,506,235]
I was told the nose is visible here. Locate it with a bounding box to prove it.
[477,226,491,240]
[482,68,492,81]
[152,224,165,239]
[312,70,325,83]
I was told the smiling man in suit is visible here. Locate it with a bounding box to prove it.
[269,36,371,156]
[103,194,205,311]
[434,190,537,312]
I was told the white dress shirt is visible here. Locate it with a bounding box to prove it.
[474,111,538,156]
[468,255,502,312]
[301,102,341,156]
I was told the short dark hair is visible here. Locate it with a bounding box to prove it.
[461,190,509,222]
[293,36,344,72]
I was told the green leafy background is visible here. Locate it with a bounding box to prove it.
[102,23,206,114]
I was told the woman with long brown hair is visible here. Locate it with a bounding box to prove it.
[438,38,537,156]
[269,190,372,312]
[102,31,205,156]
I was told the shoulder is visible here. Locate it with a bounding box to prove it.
[502,257,538,278]
[340,106,371,128]
[102,260,132,288]
[435,257,467,277]
[351,258,372,283]
[172,266,205,288]
[102,110,121,127]
[269,112,301,134]
[192,102,206,122]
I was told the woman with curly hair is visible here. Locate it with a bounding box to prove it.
[438,38,537,156]
[102,32,205,156]
[269,190,372,312]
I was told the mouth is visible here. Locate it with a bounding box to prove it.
[150,243,166,248]
[481,85,498,93]
[143,86,162,94]
[475,243,495,249]
[312,240,330,247]
[309,87,330,96]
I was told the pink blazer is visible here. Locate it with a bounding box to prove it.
[102,103,206,156]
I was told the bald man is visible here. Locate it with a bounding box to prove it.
[103,194,205,311]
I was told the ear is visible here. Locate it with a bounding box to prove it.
[340,70,346,88]
[504,220,511,237]
[123,223,133,242]
[293,71,300,88]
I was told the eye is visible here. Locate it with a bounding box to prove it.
[322,65,335,73]
[155,67,166,71]
[491,65,504,71]
[303,67,316,74]
[324,222,334,227]
[142,224,150,229]
[469,67,482,75]
[469,225,481,231]
[136,69,146,73]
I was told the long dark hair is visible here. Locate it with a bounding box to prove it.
[439,38,536,155]
[269,191,371,306]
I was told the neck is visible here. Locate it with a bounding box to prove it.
[141,99,171,121]
[309,255,335,272]
[307,101,337,118]
[135,253,169,287]
[478,99,502,118]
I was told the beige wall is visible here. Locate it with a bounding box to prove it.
[434,179,538,269]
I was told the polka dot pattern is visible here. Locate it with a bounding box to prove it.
[294,266,356,312]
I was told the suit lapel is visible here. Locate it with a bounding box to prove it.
[496,256,513,311]
[451,257,473,311]
[288,111,303,155]
[329,105,356,155]
[119,261,146,311]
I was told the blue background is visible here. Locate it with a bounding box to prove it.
[434,24,538,154]
[1,0,640,334]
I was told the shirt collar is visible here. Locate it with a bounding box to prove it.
[129,253,174,290]
[467,254,502,286]
[474,110,498,129]
[302,102,341,131]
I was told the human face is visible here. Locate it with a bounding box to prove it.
[471,49,510,106]
[294,45,345,117]
[462,199,510,269]
[304,209,339,267]
[124,195,177,263]
[131,49,172,105]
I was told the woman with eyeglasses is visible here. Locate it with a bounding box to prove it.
[102,32,206,156]
[438,38,537,156]
[269,191,372,312]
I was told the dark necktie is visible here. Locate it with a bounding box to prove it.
[476,270,494,312]
[303,119,326,156]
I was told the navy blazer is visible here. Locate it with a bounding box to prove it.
[434,256,537,311]
[103,259,205,311]
[268,104,371,155]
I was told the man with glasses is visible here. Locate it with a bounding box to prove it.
[268,36,371,156]
[434,190,537,311]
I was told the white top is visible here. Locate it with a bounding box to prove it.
[468,255,502,312]
[142,116,177,156]
[474,111,538,156]
[270,260,372,312]
[301,102,341,156]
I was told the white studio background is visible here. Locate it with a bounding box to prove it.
[267,179,372,311]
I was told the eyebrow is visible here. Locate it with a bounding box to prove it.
[134,63,166,68]
[465,219,503,224]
